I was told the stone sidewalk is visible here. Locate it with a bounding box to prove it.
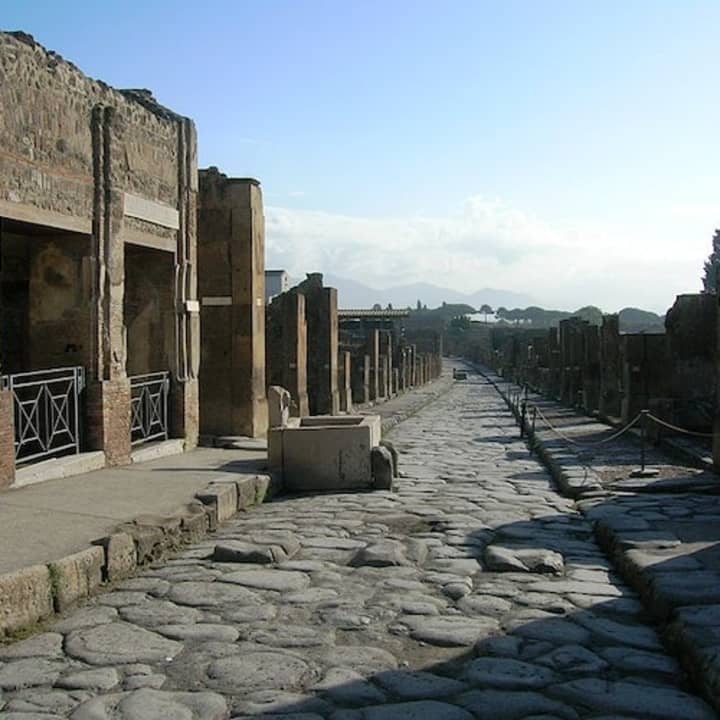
[482,366,720,710]
[0,366,714,719]
[0,376,452,638]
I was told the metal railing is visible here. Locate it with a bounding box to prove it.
[130,371,170,445]
[2,366,85,464]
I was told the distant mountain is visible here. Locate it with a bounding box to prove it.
[618,307,666,333]
[323,274,535,311]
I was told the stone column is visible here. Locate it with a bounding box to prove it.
[392,367,399,395]
[266,291,309,417]
[0,388,16,489]
[367,329,380,401]
[198,170,268,438]
[351,354,370,405]
[339,351,353,413]
[85,106,132,466]
[306,286,340,415]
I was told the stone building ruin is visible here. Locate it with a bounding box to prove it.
[0,31,443,490]
[0,32,199,488]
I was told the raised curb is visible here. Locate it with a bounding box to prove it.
[476,363,720,713]
[0,470,278,638]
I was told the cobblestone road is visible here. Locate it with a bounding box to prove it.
[0,372,716,719]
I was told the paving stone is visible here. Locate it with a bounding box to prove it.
[535,644,609,673]
[372,669,468,699]
[320,646,398,675]
[509,616,592,645]
[2,689,82,715]
[70,688,228,719]
[464,657,558,689]
[599,647,681,675]
[573,612,662,650]
[403,615,500,646]
[220,569,312,592]
[0,632,63,659]
[283,587,339,603]
[548,678,716,719]
[224,605,278,623]
[0,658,66,690]
[350,701,474,720]
[350,541,410,568]
[56,668,120,690]
[249,624,334,647]
[65,622,183,665]
[119,600,203,627]
[483,546,564,574]
[156,623,240,642]
[456,689,579,720]
[233,690,332,716]
[206,651,311,692]
[312,667,387,705]
[168,580,262,606]
[52,605,119,632]
[457,594,513,616]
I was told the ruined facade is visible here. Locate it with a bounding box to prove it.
[0,32,199,487]
[460,292,720,466]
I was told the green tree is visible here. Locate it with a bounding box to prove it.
[416,299,422,310]
[702,229,720,293]
[479,303,493,322]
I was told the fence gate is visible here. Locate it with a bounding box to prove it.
[1,366,85,464]
[130,372,170,445]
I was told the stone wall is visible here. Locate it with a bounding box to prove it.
[0,32,199,478]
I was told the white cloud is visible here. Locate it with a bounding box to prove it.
[265,195,710,313]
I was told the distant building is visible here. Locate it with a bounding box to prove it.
[266,270,290,302]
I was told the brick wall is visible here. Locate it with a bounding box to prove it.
[0,389,16,489]
[85,379,131,466]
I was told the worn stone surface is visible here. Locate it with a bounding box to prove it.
[0,369,714,718]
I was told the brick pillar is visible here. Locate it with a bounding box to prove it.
[198,170,268,438]
[266,291,309,417]
[392,368,399,395]
[0,389,16,489]
[85,378,131,466]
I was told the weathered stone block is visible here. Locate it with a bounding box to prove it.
[48,546,104,612]
[196,482,238,522]
[92,532,136,583]
[0,564,53,635]
[269,415,382,491]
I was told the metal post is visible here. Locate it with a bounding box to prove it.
[640,409,647,472]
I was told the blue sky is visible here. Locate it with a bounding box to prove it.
[4,1,720,312]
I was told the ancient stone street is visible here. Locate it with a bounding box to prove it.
[0,370,716,719]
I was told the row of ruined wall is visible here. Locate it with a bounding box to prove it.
[0,31,442,490]
[459,293,718,445]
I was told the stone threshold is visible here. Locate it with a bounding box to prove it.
[13,451,107,489]
[130,438,186,464]
[478,363,720,714]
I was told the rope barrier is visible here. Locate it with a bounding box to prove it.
[532,405,644,447]
[645,413,717,440]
